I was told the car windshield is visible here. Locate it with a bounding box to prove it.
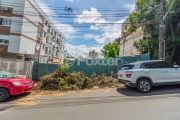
[0,71,18,79]
[121,65,135,70]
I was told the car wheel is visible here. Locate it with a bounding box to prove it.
[0,88,10,102]
[137,79,152,93]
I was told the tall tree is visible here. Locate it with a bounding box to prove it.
[129,0,180,64]
[101,42,120,58]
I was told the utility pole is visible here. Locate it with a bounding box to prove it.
[158,0,176,60]
[37,42,42,81]
[37,42,42,63]
[159,0,166,60]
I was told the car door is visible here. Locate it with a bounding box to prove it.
[140,62,165,83]
[162,62,180,83]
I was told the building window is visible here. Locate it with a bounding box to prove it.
[0,18,11,26]
[37,31,42,39]
[45,21,48,26]
[47,25,51,32]
[46,36,49,43]
[39,15,44,24]
[4,40,9,44]
[45,47,49,54]
[0,39,3,43]
[56,51,58,57]
[49,49,52,55]
[0,18,2,25]
[50,38,52,44]
[41,45,44,50]
[51,29,54,35]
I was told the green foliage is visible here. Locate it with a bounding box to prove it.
[59,63,69,76]
[101,42,120,58]
[35,71,120,91]
[127,12,140,33]
[133,39,149,54]
[59,79,68,90]
[131,0,180,63]
[63,58,70,63]
[133,37,159,60]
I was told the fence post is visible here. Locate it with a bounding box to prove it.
[16,62,20,76]
[7,61,10,71]
[26,62,30,79]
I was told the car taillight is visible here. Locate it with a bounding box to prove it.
[126,74,132,78]
[125,71,133,78]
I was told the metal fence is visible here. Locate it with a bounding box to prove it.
[32,53,150,80]
[69,53,150,77]
[0,59,33,79]
[32,61,59,81]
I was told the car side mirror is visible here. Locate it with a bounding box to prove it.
[173,65,179,68]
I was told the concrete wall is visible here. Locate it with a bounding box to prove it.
[21,18,37,40]
[19,36,36,54]
[119,27,143,57]
[24,0,39,26]
[10,16,23,33]
[8,35,20,53]
[0,35,9,40]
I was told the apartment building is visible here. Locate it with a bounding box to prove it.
[89,50,98,59]
[0,0,65,63]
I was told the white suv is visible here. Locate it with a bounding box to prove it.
[118,60,180,93]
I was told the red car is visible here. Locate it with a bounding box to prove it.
[0,71,34,102]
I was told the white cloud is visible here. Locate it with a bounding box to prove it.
[74,7,126,44]
[65,43,104,58]
[74,7,106,24]
[84,34,100,40]
[36,0,76,38]
[52,20,76,38]
[36,0,57,16]
[84,19,126,44]
[124,3,135,12]
[64,0,79,2]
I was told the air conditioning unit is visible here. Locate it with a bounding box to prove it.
[4,40,9,44]
[1,6,9,11]
[0,39,3,43]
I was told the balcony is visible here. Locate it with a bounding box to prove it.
[38,22,44,32]
[46,37,53,45]
[52,35,58,41]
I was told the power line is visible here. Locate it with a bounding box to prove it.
[10,26,122,33]
[75,28,121,45]
[1,2,135,11]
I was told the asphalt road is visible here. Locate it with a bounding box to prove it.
[1,86,180,120]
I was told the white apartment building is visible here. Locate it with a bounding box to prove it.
[0,0,65,63]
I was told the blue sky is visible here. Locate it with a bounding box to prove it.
[36,0,135,58]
